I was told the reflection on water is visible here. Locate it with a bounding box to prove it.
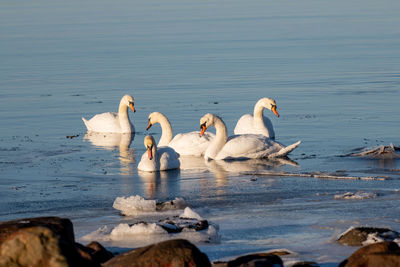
[212,157,299,173]
[364,158,400,170]
[178,155,300,196]
[347,144,400,170]
[138,169,181,199]
[83,132,135,176]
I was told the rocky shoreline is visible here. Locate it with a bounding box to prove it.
[1,216,400,267]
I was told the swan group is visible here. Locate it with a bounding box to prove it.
[82,95,301,172]
[145,112,215,157]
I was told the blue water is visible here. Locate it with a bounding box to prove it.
[1,0,400,265]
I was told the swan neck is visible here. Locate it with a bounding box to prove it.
[214,117,228,142]
[253,101,265,120]
[204,116,228,160]
[155,115,173,146]
[118,99,132,132]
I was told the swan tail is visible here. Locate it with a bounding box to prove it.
[82,117,91,131]
[269,140,301,158]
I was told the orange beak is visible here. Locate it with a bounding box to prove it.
[272,106,279,117]
[147,146,153,160]
[200,125,207,137]
[146,120,152,131]
[129,103,136,113]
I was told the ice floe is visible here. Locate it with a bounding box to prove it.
[180,206,204,220]
[113,195,187,216]
[81,200,219,247]
[349,143,400,159]
[334,191,377,200]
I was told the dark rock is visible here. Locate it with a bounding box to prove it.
[76,241,114,264]
[0,216,75,244]
[86,241,114,263]
[292,261,319,267]
[0,226,97,267]
[0,216,112,267]
[192,220,209,231]
[156,198,188,211]
[159,221,183,233]
[212,253,284,267]
[103,239,211,267]
[339,241,400,267]
[338,227,400,246]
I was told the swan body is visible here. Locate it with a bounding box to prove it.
[138,135,180,172]
[200,113,300,160]
[234,97,279,139]
[82,94,136,133]
[146,112,215,156]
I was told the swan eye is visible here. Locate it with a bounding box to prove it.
[200,122,207,130]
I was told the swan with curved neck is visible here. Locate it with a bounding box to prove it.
[137,135,180,172]
[200,113,300,160]
[234,97,279,139]
[82,94,136,133]
[146,112,215,156]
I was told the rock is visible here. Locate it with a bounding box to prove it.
[212,253,284,267]
[338,227,400,246]
[291,262,319,267]
[103,239,211,267]
[156,198,188,211]
[0,216,75,244]
[339,241,400,267]
[0,216,112,267]
[159,218,209,233]
[0,226,97,267]
[76,241,114,264]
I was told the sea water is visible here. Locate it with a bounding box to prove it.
[1,0,400,265]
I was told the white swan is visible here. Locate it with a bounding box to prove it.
[234,97,279,139]
[146,112,215,157]
[82,94,136,133]
[137,135,180,172]
[200,113,300,160]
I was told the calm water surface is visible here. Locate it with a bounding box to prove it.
[1,0,400,265]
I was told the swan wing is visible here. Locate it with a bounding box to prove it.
[82,112,122,133]
[216,135,299,160]
[234,114,275,139]
[267,141,301,158]
[216,134,282,160]
[233,114,254,135]
[158,146,180,171]
[169,131,215,156]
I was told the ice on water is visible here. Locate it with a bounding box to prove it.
[81,204,219,248]
[113,195,187,216]
[334,191,377,200]
[180,207,204,220]
[113,195,157,215]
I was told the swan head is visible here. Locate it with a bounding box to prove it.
[200,113,216,136]
[146,112,164,130]
[144,135,156,160]
[122,94,136,113]
[259,98,279,117]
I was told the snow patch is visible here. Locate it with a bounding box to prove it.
[180,207,204,220]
